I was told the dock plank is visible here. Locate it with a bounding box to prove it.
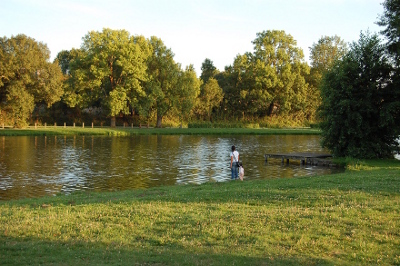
[264,152,333,166]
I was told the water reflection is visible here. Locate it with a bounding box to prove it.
[0,135,342,200]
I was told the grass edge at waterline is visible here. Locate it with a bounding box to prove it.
[0,127,321,136]
[1,160,400,266]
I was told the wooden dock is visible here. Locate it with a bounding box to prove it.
[264,152,334,167]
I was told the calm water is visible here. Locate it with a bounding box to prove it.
[0,135,341,200]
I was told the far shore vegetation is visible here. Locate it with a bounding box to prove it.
[1,158,399,265]
[0,126,321,136]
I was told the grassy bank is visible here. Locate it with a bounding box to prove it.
[1,160,399,265]
[0,127,321,136]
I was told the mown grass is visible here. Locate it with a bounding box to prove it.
[1,159,399,265]
[0,127,321,136]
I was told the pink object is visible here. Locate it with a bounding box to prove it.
[239,166,244,181]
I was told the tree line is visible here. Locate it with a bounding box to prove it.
[1,0,400,159]
[1,25,348,128]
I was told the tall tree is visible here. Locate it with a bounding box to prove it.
[229,53,255,118]
[250,30,310,116]
[60,48,92,110]
[214,66,238,119]
[174,65,201,127]
[200,58,218,84]
[377,0,400,149]
[319,32,397,158]
[136,81,156,127]
[64,28,150,127]
[55,50,73,75]
[307,35,347,120]
[0,34,63,127]
[309,35,348,88]
[378,0,400,63]
[216,31,310,120]
[146,36,180,128]
[195,78,224,121]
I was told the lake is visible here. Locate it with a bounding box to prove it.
[0,135,341,200]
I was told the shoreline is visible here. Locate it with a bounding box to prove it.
[0,127,321,136]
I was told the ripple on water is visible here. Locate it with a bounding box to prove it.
[0,135,341,200]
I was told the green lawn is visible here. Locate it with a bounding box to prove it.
[1,159,399,265]
[0,127,321,136]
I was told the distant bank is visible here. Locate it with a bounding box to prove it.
[0,127,321,136]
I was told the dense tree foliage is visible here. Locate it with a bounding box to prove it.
[64,28,150,127]
[309,35,347,88]
[306,36,348,120]
[378,0,400,153]
[55,50,73,75]
[378,0,400,63]
[0,34,63,127]
[318,0,400,159]
[200,58,218,84]
[145,36,181,128]
[213,30,311,121]
[0,30,331,127]
[251,30,309,114]
[317,2,400,159]
[319,32,398,158]
[174,65,201,127]
[195,78,223,121]
[4,20,398,137]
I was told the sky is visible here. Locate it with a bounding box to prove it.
[1,0,385,74]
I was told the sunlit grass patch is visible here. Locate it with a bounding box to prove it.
[333,157,400,171]
[1,167,400,265]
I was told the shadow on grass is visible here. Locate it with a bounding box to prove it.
[0,235,333,266]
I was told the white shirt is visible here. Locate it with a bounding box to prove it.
[230,151,239,162]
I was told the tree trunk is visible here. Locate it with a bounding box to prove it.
[156,114,163,128]
[267,102,275,116]
[110,116,116,127]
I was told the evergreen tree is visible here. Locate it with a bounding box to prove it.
[378,0,400,149]
[378,0,400,64]
[319,32,398,158]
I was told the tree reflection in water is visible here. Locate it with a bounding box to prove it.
[0,135,342,200]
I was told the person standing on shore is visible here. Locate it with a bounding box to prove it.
[230,145,240,180]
